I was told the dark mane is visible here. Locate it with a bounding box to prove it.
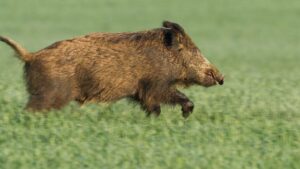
[105,28,164,45]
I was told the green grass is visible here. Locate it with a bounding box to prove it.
[0,0,300,168]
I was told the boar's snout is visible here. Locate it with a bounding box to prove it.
[218,77,224,85]
[210,69,224,85]
[217,76,224,85]
[193,62,224,87]
[199,65,224,87]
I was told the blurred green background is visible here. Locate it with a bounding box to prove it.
[0,0,299,168]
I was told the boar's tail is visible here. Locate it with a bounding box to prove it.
[0,36,32,62]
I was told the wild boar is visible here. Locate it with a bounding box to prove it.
[0,21,224,118]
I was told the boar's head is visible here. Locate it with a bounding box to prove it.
[162,21,224,87]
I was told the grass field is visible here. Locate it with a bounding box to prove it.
[0,0,300,168]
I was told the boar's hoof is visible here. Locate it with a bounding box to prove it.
[182,101,194,118]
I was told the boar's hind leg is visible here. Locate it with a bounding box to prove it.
[25,78,73,111]
[166,90,194,118]
[26,94,52,111]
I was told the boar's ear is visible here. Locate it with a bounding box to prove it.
[163,28,182,50]
[162,21,185,34]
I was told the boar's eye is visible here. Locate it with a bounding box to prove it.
[178,44,184,52]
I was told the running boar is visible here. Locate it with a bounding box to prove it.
[0,21,224,118]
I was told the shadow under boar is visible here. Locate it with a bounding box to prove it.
[0,21,224,118]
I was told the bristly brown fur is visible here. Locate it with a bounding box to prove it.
[0,21,224,118]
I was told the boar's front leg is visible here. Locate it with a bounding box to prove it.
[136,79,162,117]
[137,95,161,117]
[143,104,161,117]
[168,90,194,118]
